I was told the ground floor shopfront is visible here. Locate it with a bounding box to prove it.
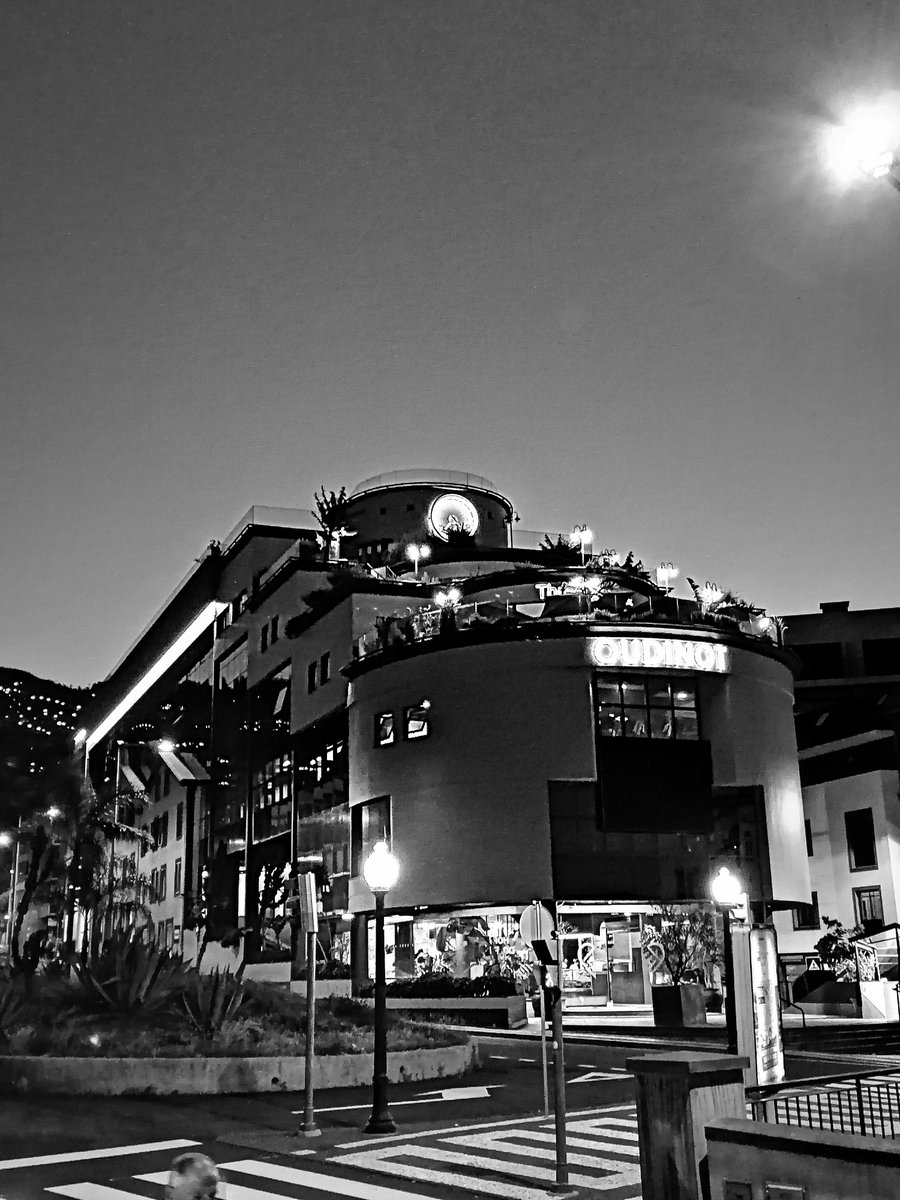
[361,900,665,1008]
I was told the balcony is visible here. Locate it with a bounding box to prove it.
[351,589,783,669]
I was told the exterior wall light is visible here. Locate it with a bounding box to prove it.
[46,807,62,821]
[156,739,176,754]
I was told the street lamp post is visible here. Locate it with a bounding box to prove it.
[711,865,743,1056]
[363,840,400,1134]
[405,543,431,577]
[570,525,592,567]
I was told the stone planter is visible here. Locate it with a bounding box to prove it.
[651,983,708,1027]
[0,1041,476,1096]
[384,995,528,1029]
[242,961,292,985]
[290,978,353,1000]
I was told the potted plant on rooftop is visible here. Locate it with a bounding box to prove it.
[641,904,719,1028]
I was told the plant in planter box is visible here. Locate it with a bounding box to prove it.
[641,904,720,1027]
[813,917,865,982]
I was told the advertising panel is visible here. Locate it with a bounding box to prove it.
[731,924,785,1087]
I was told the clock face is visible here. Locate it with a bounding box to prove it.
[427,493,480,541]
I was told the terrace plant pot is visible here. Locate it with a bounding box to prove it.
[651,983,708,1028]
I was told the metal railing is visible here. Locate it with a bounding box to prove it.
[748,1069,900,1139]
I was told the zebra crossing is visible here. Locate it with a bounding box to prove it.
[43,1156,446,1200]
[331,1104,642,1199]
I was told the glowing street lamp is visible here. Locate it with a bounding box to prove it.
[824,103,900,191]
[657,562,679,593]
[711,866,744,1055]
[405,543,431,577]
[569,525,592,566]
[46,807,62,822]
[364,841,400,1134]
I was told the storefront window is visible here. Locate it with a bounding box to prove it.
[595,674,698,740]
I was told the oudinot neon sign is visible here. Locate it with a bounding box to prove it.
[589,635,729,674]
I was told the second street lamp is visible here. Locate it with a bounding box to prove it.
[363,840,400,1134]
[711,865,743,1056]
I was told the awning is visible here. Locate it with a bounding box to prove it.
[120,764,146,794]
[157,747,209,783]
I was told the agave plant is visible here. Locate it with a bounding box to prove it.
[181,966,246,1039]
[0,980,27,1046]
[72,931,187,1016]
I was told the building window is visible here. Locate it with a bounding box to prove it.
[232,590,248,621]
[158,863,167,901]
[161,812,169,848]
[595,676,698,739]
[805,819,813,857]
[150,867,159,897]
[351,795,391,875]
[845,808,877,871]
[176,802,184,841]
[404,703,430,740]
[163,766,171,797]
[174,857,183,896]
[854,885,885,929]
[320,652,330,684]
[307,661,317,693]
[260,623,269,653]
[140,825,149,857]
[375,712,395,746]
[271,614,280,644]
[792,890,820,930]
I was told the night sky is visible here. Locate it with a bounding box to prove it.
[3,1,900,687]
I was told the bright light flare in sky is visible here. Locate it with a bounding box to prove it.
[824,103,900,184]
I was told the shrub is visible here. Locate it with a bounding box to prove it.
[71,933,189,1017]
[358,973,517,1000]
[0,981,27,1047]
[181,968,246,1039]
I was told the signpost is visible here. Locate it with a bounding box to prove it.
[297,872,320,1137]
[519,901,567,1188]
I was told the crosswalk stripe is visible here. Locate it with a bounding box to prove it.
[446,1129,640,1165]
[360,1143,640,1192]
[0,1139,198,1172]
[331,1147,566,1200]
[488,1129,640,1154]
[47,1186,150,1200]
[139,1160,443,1200]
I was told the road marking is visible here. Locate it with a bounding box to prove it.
[48,1186,148,1200]
[333,1102,635,1148]
[576,1063,625,1071]
[140,1159,442,1199]
[1,1138,198,1172]
[517,1057,536,1063]
[333,1108,642,1198]
[569,1070,629,1084]
[296,1084,496,1114]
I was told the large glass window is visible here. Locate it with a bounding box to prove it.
[404,703,430,740]
[845,808,877,871]
[351,796,391,876]
[251,753,293,842]
[595,675,698,740]
[375,712,395,746]
[792,890,820,931]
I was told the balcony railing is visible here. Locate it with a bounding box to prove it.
[749,1069,900,1139]
[356,592,783,661]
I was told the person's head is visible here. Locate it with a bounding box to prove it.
[164,1153,222,1200]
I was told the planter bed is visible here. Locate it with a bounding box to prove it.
[384,996,528,1030]
[0,1041,476,1096]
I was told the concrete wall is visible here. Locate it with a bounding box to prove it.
[707,1116,900,1200]
[700,645,809,905]
[347,629,806,913]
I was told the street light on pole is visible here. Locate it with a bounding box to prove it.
[711,865,743,1056]
[569,525,592,567]
[405,543,431,577]
[363,840,400,1135]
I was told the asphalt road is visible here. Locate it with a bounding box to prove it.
[0,1034,865,1200]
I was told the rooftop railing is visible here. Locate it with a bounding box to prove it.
[748,1069,900,1140]
[356,591,783,661]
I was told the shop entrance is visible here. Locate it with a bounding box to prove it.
[558,909,651,1007]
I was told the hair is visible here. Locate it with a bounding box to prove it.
[170,1153,219,1179]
